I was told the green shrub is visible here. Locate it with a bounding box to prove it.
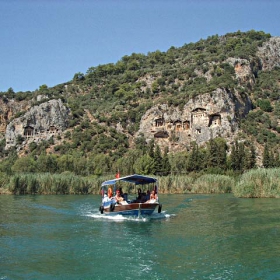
[257,99,273,112]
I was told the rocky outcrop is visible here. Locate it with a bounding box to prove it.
[257,37,280,71]
[0,99,30,135]
[227,57,256,86]
[137,88,252,151]
[5,99,69,150]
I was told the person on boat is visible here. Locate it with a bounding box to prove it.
[114,189,124,204]
[119,187,124,198]
[108,187,113,199]
[134,189,139,202]
[145,190,158,203]
[150,190,158,200]
[137,188,141,199]
[102,193,110,203]
[146,190,151,201]
[135,188,146,202]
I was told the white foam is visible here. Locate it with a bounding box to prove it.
[86,210,174,222]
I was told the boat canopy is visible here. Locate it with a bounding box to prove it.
[101,174,157,187]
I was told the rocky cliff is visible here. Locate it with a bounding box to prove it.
[4,99,69,150]
[0,99,30,134]
[137,88,252,151]
[257,37,280,70]
[134,37,280,154]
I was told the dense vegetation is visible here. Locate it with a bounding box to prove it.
[0,30,279,197]
[1,168,279,198]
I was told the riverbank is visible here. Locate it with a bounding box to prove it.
[0,168,279,198]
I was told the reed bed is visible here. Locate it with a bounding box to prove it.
[3,168,280,197]
[158,175,194,193]
[188,174,234,194]
[157,174,234,194]
[7,173,101,195]
[233,168,280,198]
[0,172,10,194]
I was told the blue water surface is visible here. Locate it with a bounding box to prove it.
[0,194,280,280]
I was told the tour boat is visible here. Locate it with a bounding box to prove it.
[99,174,162,216]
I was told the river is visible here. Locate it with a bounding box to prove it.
[0,194,279,280]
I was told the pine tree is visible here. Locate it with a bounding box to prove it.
[244,147,252,171]
[154,145,163,174]
[148,139,155,159]
[230,140,245,172]
[207,138,227,170]
[239,142,245,172]
[263,143,270,168]
[276,152,280,167]
[230,141,239,171]
[207,138,218,168]
[249,143,256,169]
[217,138,227,169]
[162,147,171,175]
[187,142,202,172]
[269,151,276,168]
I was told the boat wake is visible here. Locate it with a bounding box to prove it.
[86,211,174,222]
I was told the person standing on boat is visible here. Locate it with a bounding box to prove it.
[115,189,124,204]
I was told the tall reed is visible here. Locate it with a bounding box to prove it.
[8,173,94,195]
[5,169,280,197]
[157,174,234,194]
[189,174,234,194]
[0,172,11,194]
[233,168,280,198]
[158,175,194,193]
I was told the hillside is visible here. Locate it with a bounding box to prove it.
[0,30,279,176]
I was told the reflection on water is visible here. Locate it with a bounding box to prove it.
[0,194,280,280]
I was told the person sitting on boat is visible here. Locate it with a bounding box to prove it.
[146,190,151,201]
[119,187,124,198]
[145,190,158,203]
[108,187,113,199]
[135,188,146,202]
[102,187,113,203]
[115,189,124,204]
[150,190,157,200]
[137,188,142,200]
[102,193,110,203]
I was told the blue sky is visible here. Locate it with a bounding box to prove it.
[1,0,280,92]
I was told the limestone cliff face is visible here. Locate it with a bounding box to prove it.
[5,99,69,150]
[257,37,280,71]
[137,88,252,151]
[0,99,30,135]
[226,57,256,87]
[135,38,280,151]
